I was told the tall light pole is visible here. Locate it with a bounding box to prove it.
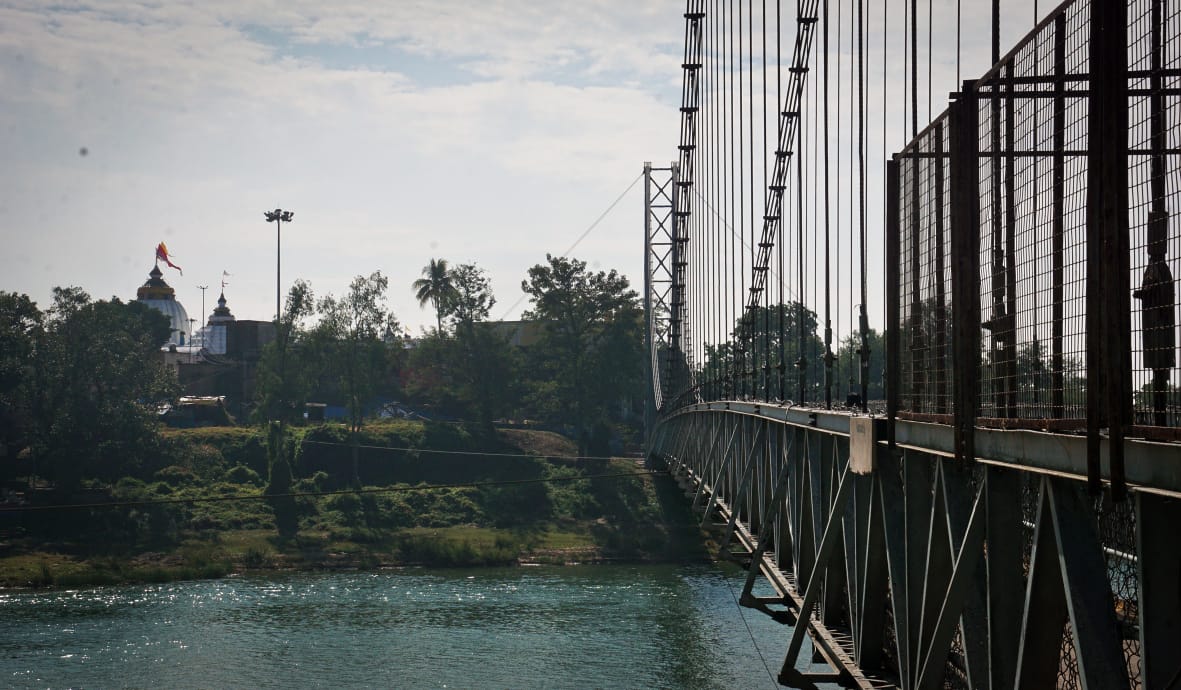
[197,285,208,349]
[264,209,294,321]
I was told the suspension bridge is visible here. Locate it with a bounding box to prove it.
[642,1,1181,688]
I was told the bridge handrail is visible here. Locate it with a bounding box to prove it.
[887,0,1181,497]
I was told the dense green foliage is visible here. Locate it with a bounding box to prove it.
[255,280,316,425]
[1,422,694,586]
[402,256,645,452]
[835,328,886,402]
[2,252,649,567]
[406,323,521,428]
[520,255,645,453]
[0,288,177,489]
[697,303,886,404]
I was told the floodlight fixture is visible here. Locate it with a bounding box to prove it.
[264,208,295,321]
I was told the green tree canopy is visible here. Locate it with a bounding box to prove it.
[834,328,885,403]
[22,288,177,489]
[406,324,521,428]
[256,279,316,424]
[0,292,42,459]
[521,255,643,452]
[316,272,402,485]
[700,302,826,403]
[445,263,495,328]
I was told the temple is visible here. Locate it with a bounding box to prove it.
[135,265,191,347]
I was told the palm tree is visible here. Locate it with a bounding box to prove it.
[412,258,457,333]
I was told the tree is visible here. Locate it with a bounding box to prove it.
[406,324,521,427]
[442,264,515,426]
[24,288,177,489]
[256,281,316,538]
[445,263,496,327]
[412,258,457,334]
[521,255,644,453]
[834,328,886,403]
[316,271,401,485]
[700,302,826,403]
[0,292,41,462]
[1010,340,1087,415]
[256,280,316,424]
[406,265,520,427]
[456,324,521,427]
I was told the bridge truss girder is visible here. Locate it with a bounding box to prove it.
[650,405,1180,690]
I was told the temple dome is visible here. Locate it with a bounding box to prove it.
[136,265,191,346]
[210,291,235,324]
[198,290,236,354]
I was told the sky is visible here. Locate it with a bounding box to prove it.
[0,0,1044,335]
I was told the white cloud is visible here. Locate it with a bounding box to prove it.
[0,0,1051,335]
[0,0,683,330]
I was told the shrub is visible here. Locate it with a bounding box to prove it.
[292,470,330,496]
[150,481,174,495]
[327,492,363,521]
[242,546,273,568]
[113,476,147,495]
[154,465,197,486]
[224,465,263,486]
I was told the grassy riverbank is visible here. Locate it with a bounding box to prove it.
[1,422,710,588]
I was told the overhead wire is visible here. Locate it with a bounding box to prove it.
[810,16,820,407]
[834,0,843,394]
[823,0,832,408]
[882,0,889,402]
[858,0,869,410]
[721,572,781,689]
[722,0,732,394]
[911,0,918,139]
[796,31,806,403]
[776,0,786,401]
[702,0,710,398]
[739,0,748,398]
[750,0,759,400]
[762,0,771,401]
[809,31,818,406]
[848,0,856,397]
[708,0,717,398]
[495,172,642,321]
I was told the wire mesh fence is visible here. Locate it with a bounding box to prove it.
[1128,0,1181,432]
[896,115,954,420]
[974,4,1091,424]
[887,6,1167,681]
[891,0,1181,440]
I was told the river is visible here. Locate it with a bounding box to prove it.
[1,563,842,689]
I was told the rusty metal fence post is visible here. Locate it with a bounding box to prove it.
[886,158,901,452]
[950,81,981,465]
[1087,0,1131,499]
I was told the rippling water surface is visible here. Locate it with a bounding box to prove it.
[0,563,838,689]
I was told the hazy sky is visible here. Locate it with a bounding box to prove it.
[0,0,1042,334]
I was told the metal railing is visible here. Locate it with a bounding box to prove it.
[888,0,1181,496]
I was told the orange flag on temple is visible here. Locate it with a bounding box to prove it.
[156,242,183,275]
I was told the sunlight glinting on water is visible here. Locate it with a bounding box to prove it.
[0,564,843,690]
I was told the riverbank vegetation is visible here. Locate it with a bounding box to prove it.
[1,422,709,588]
[0,255,693,589]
